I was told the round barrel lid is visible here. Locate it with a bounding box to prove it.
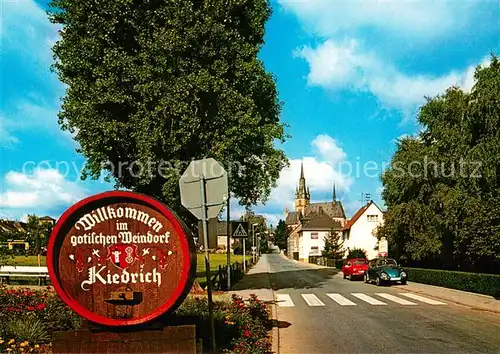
[47,191,196,327]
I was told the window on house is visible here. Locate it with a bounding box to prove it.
[311,232,319,239]
[367,214,378,222]
[310,246,319,254]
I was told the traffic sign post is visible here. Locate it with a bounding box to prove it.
[179,158,228,220]
[180,158,228,354]
[198,174,216,354]
[242,239,246,273]
[230,221,248,273]
[231,222,249,238]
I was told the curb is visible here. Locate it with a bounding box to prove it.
[392,282,500,314]
[264,256,279,354]
[270,298,279,354]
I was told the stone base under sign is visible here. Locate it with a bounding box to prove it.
[51,325,197,353]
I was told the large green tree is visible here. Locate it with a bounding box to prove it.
[48,0,288,225]
[379,55,500,273]
[273,219,288,252]
[24,215,53,257]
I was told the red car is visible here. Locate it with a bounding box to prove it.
[342,258,369,281]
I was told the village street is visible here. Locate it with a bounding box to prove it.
[233,252,500,354]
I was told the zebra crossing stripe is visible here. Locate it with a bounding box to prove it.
[276,294,294,307]
[301,293,325,306]
[351,293,387,305]
[326,293,357,306]
[399,293,446,305]
[375,293,417,305]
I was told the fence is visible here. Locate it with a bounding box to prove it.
[210,259,252,291]
[315,257,343,269]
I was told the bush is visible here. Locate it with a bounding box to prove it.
[347,248,367,259]
[172,294,271,353]
[224,294,271,354]
[4,316,49,343]
[405,267,500,297]
[231,243,243,255]
[0,286,81,347]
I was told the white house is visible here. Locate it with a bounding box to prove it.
[288,207,343,262]
[341,201,385,260]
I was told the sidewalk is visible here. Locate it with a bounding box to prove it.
[228,255,278,353]
[393,281,500,314]
[229,255,274,302]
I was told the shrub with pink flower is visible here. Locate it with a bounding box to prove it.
[223,294,272,354]
[0,286,80,351]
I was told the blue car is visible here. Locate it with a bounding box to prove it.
[364,257,407,286]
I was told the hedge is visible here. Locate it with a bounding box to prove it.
[405,267,500,297]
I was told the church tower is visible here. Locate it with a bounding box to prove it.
[294,161,310,216]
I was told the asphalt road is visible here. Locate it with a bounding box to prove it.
[262,253,500,354]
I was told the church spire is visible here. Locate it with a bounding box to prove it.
[333,182,337,201]
[296,159,308,200]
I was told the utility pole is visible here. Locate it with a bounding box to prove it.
[252,223,259,262]
[226,181,231,289]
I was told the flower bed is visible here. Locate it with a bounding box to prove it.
[0,286,81,353]
[224,294,271,353]
[0,286,271,353]
[172,293,272,353]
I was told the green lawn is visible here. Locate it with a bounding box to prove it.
[6,254,250,271]
[196,253,249,273]
[5,255,46,266]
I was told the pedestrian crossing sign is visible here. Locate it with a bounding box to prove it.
[231,222,249,238]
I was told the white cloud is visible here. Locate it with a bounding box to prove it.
[311,134,347,163]
[258,136,353,213]
[278,0,482,39]
[0,117,20,148]
[296,39,491,113]
[225,134,354,222]
[2,0,60,64]
[0,168,87,212]
[1,0,70,148]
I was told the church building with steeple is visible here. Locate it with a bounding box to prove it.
[284,161,348,261]
[285,161,346,229]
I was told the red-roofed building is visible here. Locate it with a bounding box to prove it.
[342,201,385,259]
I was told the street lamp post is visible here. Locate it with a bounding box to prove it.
[252,223,258,263]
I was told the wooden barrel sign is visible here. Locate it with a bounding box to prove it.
[47,191,196,327]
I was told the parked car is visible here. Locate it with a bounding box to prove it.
[364,257,407,286]
[342,258,369,281]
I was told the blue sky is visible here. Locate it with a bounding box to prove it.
[1,0,499,226]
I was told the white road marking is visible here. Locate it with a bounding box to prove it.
[351,293,387,305]
[301,294,325,306]
[326,293,357,306]
[399,293,447,305]
[375,293,417,305]
[276,294,295,307]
